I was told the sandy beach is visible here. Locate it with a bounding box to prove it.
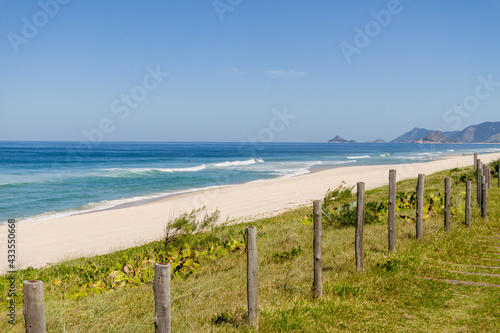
[1,152,499,273]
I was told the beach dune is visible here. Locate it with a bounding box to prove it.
[1,153,499,273]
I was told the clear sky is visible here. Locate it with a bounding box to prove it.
[1,0,499,142]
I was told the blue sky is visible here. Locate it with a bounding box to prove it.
[1,0,499,142]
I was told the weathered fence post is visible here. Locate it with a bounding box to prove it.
[489,166,492,188]
[416,174,425,240]
[23,280,46,333]
[246,226,258,329]
[355,182,365,273]
[486,166,490,190]
[484,166,488,191]
[313,200,322,299]
[474,153,478,171]
[482,177,488,221]
[444,177,451,232]
[465,180,471,228]
[388,170,396,252]
[477,161,483,206]
[490,166,493,188]
[154,263,171,333]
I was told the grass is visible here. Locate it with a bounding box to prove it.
[1,165,500,332]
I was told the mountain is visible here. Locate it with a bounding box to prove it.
[390,128,433,143]
[390,121,500,144]
[451,121,500,143]
[328,121,500,144]
[327,135,356,143]
[442,130,461,138]
[485,133,500,143]
[412,131,461,144]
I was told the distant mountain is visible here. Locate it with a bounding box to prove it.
[451,121,500,143]
[327,135,356,143]
[390,121,500,144]
[485,133,500,143]
[390,128,433,143]
[412,131,461,144]
[328,121,500,144]
[443,130,461,138]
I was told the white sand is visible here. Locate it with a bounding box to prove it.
[1,152,499,273]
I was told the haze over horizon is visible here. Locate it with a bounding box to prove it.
[1,1,499,143]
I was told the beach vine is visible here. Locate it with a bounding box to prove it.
[0,207,245,302]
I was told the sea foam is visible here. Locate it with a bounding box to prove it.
[100,158,265,175]
[212,158,264,167]
[347,155,371,159]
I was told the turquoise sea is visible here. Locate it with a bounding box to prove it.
[1,141,499,224]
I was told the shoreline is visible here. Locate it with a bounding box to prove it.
[12,155,463,223]
[5,143,500,225]
[1,152,499,273]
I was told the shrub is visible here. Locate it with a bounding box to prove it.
[273,246,303,263]
[165,206,220,237]
[490,158,500,178]
[316,183,388,228]
[452,170,476,183]
[321,201,387,228]
[323,182,354,207]
[396,191,416,210]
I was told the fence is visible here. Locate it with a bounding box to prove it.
[20,153,497,331]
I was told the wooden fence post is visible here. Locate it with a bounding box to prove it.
[154,263,171,333]
[477,161,483,206]
[482,177,488,221]
[486,166,490,190]
[489,166,492,188]
[416,174,425,240]
[23,280,46,333]
[246,226,258,329]
[465,180,471,228]
[355,182,365,273]
[313,200,322,299]
[474,153,478,171]
[490,166,492,188]
[484,166,488,191]
[388,170,396,252]
[444,177,451,232]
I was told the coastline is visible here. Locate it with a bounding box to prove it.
[1,152,499,273]
[4,143,499,225]
[16,153,465,221]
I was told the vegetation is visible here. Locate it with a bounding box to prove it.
[318,182,387,227]
[450,167,476,183]
[1,166,500,332]
[272,247,303,263]
[490,158,500,178]
[165,206,220,237]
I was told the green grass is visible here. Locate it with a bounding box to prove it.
[1,166,500,332]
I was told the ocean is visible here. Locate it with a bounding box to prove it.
[1,141,499,224]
